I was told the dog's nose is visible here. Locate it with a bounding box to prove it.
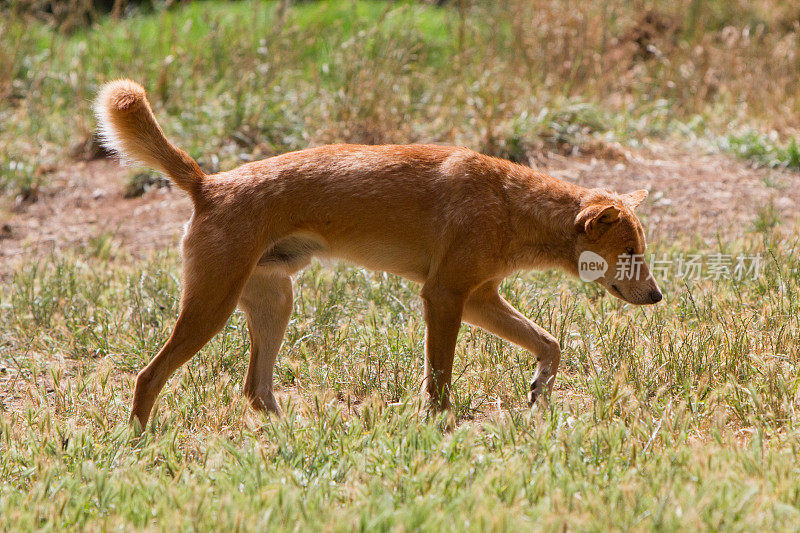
[649,289,663,303]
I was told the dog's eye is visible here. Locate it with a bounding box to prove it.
[625,247,635,255]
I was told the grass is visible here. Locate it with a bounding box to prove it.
[2,232,800,529]
[3,0,800,529]
[721,131,800,171]
[2,0,800,195]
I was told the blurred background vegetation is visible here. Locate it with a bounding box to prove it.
[1,0,799,198]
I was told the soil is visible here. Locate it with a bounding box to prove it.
[2,144,798,280]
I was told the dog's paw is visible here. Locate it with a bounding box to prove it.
[249,390,283,416]
[527,367,550,406]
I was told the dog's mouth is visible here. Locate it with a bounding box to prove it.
[608,282,661,306]
[608,283,631,303]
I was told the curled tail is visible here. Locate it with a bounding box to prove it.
[94,79,205,199]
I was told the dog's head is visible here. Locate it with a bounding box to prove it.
[574,189,662,305]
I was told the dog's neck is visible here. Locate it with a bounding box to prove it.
[503,166,584,275]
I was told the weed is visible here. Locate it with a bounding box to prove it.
[721,131,800,170]
[123,171,170,198]
[2,234,800,528]
[752,201,781,234]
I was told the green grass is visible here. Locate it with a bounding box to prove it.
[721,131,800,171]
[3,0,800,195]
[2,233,800,529]
[4,0,800,529]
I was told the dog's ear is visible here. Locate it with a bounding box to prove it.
[621,189,648,210]
[575,204,621,239]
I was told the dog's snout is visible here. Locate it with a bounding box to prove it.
[649,289,662,303]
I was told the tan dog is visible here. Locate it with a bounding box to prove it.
[95,80,662,428]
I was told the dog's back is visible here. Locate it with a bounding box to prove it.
[96,80,660,430]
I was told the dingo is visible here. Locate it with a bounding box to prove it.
[95,80,662,428]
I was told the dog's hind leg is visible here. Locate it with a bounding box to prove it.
[462,281,562,405]
[238,268,293,415]
[130,245,257,429]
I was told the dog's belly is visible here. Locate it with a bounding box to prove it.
[258,232,429,282]
[326,238,430,283]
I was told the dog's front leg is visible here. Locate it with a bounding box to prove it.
[419,284,467,410]
[462,281,562,405]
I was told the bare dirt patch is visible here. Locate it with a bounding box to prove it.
[536,144,800,241]
[1,145,799,279]
[1,159,191,278]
